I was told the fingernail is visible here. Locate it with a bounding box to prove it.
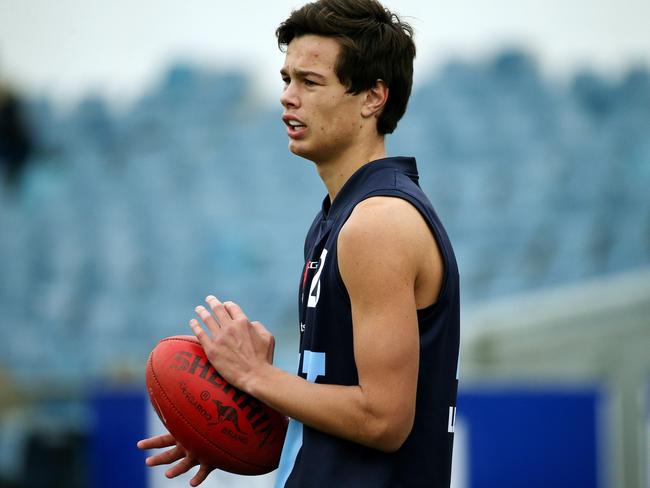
[206,295,216,301]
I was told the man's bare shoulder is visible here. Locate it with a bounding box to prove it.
[340,196,430,248]
[337,196,429,275]
[338,195,443,309]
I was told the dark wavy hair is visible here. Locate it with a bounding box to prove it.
[276,0,416,135]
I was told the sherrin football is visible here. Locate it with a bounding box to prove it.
[146,335,288,475]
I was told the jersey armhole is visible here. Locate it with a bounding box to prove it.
[331,189,454,314]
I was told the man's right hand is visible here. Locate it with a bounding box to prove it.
[137,433,215,487]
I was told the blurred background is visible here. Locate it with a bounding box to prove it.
[0,0,649,487]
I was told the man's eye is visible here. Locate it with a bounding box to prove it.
[304,79,316,86]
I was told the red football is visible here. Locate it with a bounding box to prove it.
[146,335,288,475]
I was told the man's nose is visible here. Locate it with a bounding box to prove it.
[280,81,300,109]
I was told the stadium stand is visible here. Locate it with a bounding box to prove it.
[0,49,648,487]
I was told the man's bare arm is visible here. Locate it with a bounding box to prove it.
[188,196,439,452]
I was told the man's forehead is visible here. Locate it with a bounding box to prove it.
[282,35,340,73]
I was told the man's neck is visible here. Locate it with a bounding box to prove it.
[315,137,387,204]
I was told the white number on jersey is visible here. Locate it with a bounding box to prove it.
[307,248,328,308]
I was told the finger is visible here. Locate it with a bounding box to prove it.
[251,321,275,363]
[137,433,176,450]
[223,300,247,321]
[190,464,215,487]
[250,320,268,333]
[206,295,233,324]
[189,319,212,348]
[165,455,199,479]
[194,305,220,335]
[145,445,185,467]
[268,334,276,364]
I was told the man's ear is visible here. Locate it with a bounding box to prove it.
[361,79,389,119]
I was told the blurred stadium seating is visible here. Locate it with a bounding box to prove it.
[0,49,648,487]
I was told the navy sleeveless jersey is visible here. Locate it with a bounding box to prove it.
[275,157,460,488]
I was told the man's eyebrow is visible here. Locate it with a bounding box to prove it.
[280,68,327,80]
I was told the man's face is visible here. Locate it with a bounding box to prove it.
[280,35,366,164]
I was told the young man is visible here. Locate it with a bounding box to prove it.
[138,1,460,486]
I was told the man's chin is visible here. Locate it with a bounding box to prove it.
[288,142,315,162]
